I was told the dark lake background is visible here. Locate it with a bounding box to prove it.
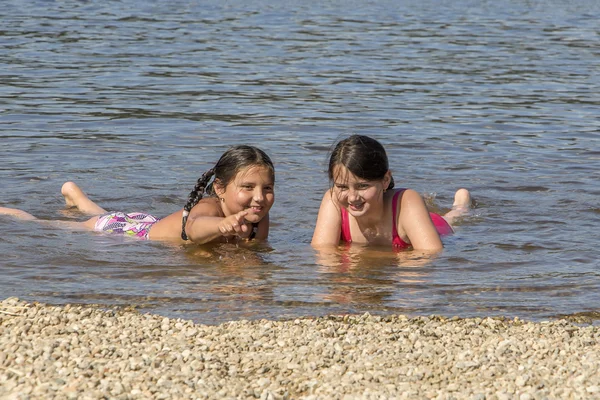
[1,0,599,324]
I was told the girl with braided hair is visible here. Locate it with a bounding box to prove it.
[0,145,275,244]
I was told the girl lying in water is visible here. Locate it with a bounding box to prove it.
[0,145,275,244]
[311,135,472,251]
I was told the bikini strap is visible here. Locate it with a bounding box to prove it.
[249,223,259,240]
[391,189,406,244]
[340,207,352,242]
[181,210,190,241]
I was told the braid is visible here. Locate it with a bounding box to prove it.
[181,168,215,240]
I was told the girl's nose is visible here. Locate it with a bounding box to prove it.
[253,188,264,202]
[347,188,360,202]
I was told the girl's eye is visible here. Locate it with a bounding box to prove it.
[335,185,348,191]
[242,185,253,190]
[357,184,369,190]
[265,186,274,191]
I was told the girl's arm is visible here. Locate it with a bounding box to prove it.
[185,202,253,244]
[311,190,342,248]
[397,189,443,251]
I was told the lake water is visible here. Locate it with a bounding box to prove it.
[1,0,599,325]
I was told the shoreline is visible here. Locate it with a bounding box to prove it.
[2,297,599,399]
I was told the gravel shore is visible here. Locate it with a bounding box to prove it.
[1,297,599,400]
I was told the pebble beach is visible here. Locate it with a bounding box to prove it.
[1,297,599,400]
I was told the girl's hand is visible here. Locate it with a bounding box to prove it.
[218,210,253,238]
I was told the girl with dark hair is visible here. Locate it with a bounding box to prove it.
[311,135,471,251]
[0,145,275,244]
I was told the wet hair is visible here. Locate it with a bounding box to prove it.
[181,145,274,240]
[328,134,394,189]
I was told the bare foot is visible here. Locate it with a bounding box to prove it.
[61,182,107,215]
[453,188,472,210]
[0,207,37,221]
[443,188,472,225]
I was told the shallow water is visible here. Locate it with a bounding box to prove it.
[1,0,600,324]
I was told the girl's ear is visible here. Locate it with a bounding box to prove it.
[213,178,225,196]
[383,170,392,189]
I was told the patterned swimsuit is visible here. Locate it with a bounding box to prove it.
[94,212,159,240]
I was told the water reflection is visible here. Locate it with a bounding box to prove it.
[182,242,277,303]
[315,244,437,272]
[314,244,437,306]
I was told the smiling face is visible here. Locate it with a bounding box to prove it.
[332,164,390,218]
[215,165,275,223]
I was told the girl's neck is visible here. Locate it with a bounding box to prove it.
[211,197,226,217]
[355,202,386,231]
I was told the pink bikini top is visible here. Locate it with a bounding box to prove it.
[340,189,453,249]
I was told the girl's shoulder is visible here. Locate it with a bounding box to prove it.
[318,189,341,207]
[388,188,424,211]
[387,188,410,202]
[190,197,223,217]
[393,188,429,213]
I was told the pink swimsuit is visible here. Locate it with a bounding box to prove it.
[340,189,453,249]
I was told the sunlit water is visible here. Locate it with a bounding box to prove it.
[1,0,600,324]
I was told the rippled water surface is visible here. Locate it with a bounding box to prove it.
[1,0,600,324]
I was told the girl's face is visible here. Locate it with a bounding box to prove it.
[332,164,390,218]
[216,165,275,223]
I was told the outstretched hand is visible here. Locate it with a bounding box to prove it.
[218,210,256,239]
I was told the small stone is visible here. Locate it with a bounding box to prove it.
[0,299,599,399]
